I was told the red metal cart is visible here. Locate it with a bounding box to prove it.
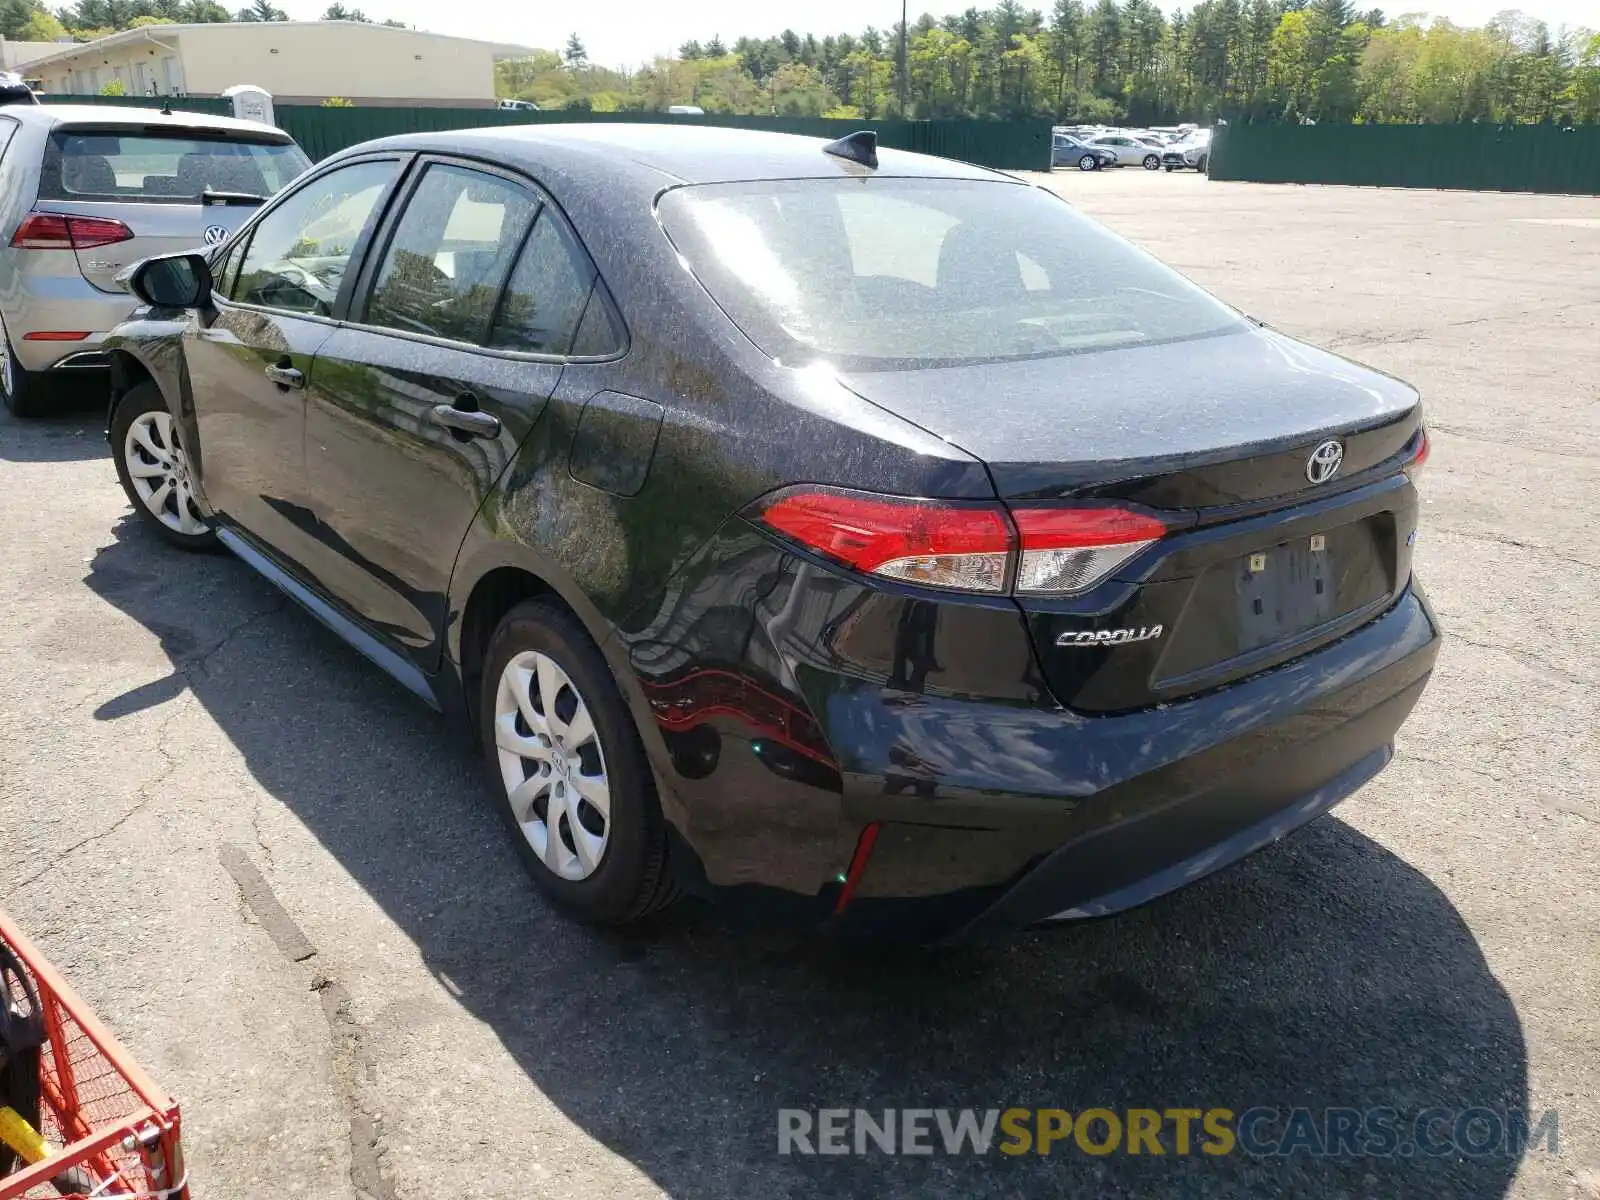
[0,910,187,1199]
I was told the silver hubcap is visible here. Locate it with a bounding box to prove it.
[494,650,611,881]
[124,411,208,536]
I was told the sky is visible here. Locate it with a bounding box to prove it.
[273,0,1598,66]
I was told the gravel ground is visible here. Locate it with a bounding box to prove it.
[0,170,1594,1199]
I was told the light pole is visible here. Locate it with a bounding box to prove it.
[898,0,909,117]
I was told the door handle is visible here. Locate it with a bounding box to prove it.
[428,402,501,439]
[264,362,304,389]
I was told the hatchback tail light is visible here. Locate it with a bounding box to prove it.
[10,212,134,250]
[747,485,1168,596]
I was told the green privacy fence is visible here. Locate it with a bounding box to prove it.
[274,108,1054,171]
[37,98,1052,170]
[1210,122,1600,195]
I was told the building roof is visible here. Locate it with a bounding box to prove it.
[21,22,536,72]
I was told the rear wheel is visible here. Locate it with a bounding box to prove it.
[111,381,216,551]
[481,599,678,925]
[0,321,47,419]
[1143,153,1161,170]
[1078,154,1099,172]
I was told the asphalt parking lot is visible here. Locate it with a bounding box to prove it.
[1,170,1595,1199]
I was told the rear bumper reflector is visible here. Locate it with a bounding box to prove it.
[23,331,90,341]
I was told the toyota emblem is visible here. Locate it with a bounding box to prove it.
[202,224,229,246]
[1306,439,1345,484]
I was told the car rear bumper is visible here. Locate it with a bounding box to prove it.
[4,285,137,372]
[816,583,1440,942]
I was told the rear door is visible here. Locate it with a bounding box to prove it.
[299,158,598,669]
[38,123,309,293]
[182,155,403,566]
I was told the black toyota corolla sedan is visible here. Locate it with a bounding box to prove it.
[101,124,1439,942]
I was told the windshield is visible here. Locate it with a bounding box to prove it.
[41,128,310,203]
[656,177,1243,370]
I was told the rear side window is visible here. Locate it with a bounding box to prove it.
[233,159,398,316]
[39,128,310,204]
[364,164,537,344]
[486,209,596,356]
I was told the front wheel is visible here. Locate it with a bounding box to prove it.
[1143,154,1161,170]
[481,599,678,925]
[1197,155,1209,174]
[111,381,216,551]
[1078,154,1099,172]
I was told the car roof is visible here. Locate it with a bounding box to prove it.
[352,122,1010,190]
[5,104,293,139]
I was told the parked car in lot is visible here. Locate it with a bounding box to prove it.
[1051,133,1117,171]
[104,124,1438,942]
[1088,133,1164,170]
[1164,129,1213,172]
[0,104,308,417]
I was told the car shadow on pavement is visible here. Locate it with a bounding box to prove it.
[0,383,112,463]
[85,518,1530,1200]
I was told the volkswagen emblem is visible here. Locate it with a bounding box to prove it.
[1306,439,1345,484]
[202,224,229,246]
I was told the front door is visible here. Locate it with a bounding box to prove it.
[183,157,403,571]
[301,160,599,669]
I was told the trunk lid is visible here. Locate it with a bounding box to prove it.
[37,198,257,295]
[838,325,1424,712]
[36,122,306,294]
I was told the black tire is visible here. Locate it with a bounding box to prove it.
[1197,155,1209,174]
[480,598,678,925]
[1164,164,1175,172]
[110,380,217,552]
[1078,154,1099,172]
[1143,153,1161,170]
[0,325,48,419]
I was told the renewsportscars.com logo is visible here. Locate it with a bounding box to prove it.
[777,1107,1560,1159]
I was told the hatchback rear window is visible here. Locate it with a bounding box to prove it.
[656,177,1243,369]
[39,127,310,204]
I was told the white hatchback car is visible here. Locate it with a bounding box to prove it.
[0,103,308,416]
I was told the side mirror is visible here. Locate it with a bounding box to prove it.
[126,253,213,309]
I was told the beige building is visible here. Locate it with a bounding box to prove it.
[0,40,70,74]
[23,22,532,107]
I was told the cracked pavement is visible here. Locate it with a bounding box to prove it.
[0,173,1595,1199]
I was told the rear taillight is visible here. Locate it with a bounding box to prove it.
[1010,506,1168,595]
[10,212,134,251]
[1404,427,1430,480]
[753,487,1015,593]
[748,486,1168,596]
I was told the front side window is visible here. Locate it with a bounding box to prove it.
[233,159,398,316]
[656,177,1243,370]
[41,128,310,203]
[364,164,538,344]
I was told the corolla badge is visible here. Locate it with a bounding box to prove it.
[203,225,229,245]
[1306,439,1345,484]
[1056,625,1163,648]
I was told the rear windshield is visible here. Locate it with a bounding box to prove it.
[40,127,310,204]
[656,177,1243,369]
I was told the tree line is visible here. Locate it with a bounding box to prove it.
[501,3,1599,125]
[0,0,405,49]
